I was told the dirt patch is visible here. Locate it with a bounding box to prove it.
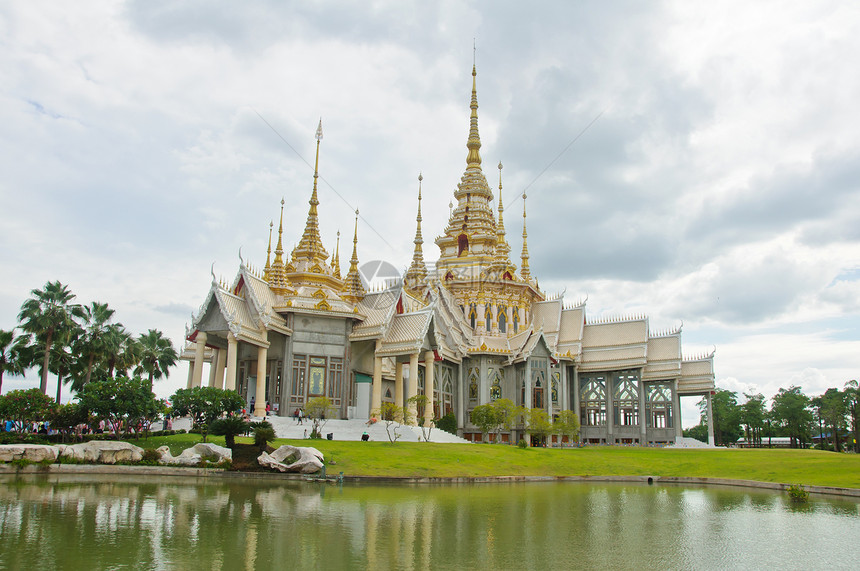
[229,444,272,471]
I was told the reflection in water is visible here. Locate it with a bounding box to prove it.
[0,475,858,570]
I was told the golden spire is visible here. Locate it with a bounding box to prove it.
[405,173,428,286]
[494,162,512,266]
[343,209,365,302]
[466,64,482,167]
[520,192,530,280]
[268,199,292,293]
[263,220,273,281]
[332,230,342,279]
[274,198,285,266]
[291,120,329,264]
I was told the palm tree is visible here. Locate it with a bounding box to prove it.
[17,281,83,394]
[50,323,83,404]
[76,301,116,386]
[101,323,137,379]
[135,329,178,390]
[0,329,31,393]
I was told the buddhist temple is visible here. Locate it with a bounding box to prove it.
[182,65,716,446]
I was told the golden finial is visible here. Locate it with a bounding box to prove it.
[343,209,365,302]
[466,60,482,166]
[521,192,530,280]
[332,230,342,279]
[405,173,428,286]
[263,220,273,281]
[493,161,511,268]
[291,122,329,264]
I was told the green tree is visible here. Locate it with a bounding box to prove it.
[699,389,741,446]
[17,281,83,394]
[373,402,412,443]
[741,393,766,447]
[209,414,250,449]
[491,398,523,445]
[554,410,580,447]
[46,321,83,404]
[820,387,847,452]
[470,403,498,443]
[0,329,31,394]
[135,329,178,390]
[0,388,57,431]
[74,301,116,388]
[170,386,245,442]
[100,323,138,380]
[770,386,813,448]
[47,402,89,443]
[845,380,859,453]
[683,423,709,443]
[407,393,434,441]
[305,396,335,439]
[526,407,553,446]
[76,376,161,439]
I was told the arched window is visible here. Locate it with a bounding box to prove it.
[469,304,477,329]
[513,310,519,333]
[485,304,492,331]
[490,372,501,401]
[498,306,507,333]
[458,234,469,256]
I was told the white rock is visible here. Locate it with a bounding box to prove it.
[57,441,144,464]
[0,444,57,463]
[258,445,324,473]
[157,443,232,466]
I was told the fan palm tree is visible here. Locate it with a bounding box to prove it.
[0,329,32,393]
[17,281,83,394]
[75,301,116,386]
[135,329,178,390]
[50,323,83,403]
[101,323,138,379]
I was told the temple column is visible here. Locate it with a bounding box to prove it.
[407,352,419,426]
[706,391,715,446]
[186,365,193,389]
[673,380,682,440]
[191,332,207,389]
[371,341,382,415]
[225,334,238,391]
[638,377,647,446]
[217,348,227,389]
[254,333,269,417]
[208,349,219,387]
[424,351,435,427]
[395,361,405,410]
[606,374,614,444]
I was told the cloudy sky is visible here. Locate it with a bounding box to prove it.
[2,1,860,427]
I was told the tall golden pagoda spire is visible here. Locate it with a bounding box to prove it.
[520,192,530,280]
[404,173,428,287]
[466,64,482,167]
[331,230,342,279]
[493,162,512,267]
[268,199,292,293]
[263,220,273,281]
[342,209,365,303]
[291,120,329,265]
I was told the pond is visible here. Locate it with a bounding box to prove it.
[1,474,858,570]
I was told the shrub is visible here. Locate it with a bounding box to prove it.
[517,438,528,449]
[210,415,250,449]
[253,423,276,449]
[787,483,809,502]
[436,412,457,435]
[139,448,162,465]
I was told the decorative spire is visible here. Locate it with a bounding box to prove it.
[520,192,530,280]
[405,173,428,286]
[494,162,512,267]
[466,64,482,167]
[268,199,291,293]
[263,220,273,280]
[291,120,329,265]
[274,199,285,266]
[343,209,365,302]
[331,230,342,279]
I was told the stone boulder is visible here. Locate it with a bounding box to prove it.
[57,441,144,464]
[258,445,324,474]
[157,443,232,466]
[0,444,57,463]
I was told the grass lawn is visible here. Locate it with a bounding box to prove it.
[125,433,860,489]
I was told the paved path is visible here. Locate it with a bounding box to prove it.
[171,415,470,444]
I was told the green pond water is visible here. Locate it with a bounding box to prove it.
[1,474,858,570]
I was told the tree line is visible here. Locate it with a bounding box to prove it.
[0,280,179,402]
[686,383,860,452]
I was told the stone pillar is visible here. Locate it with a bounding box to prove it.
[208,349,219,387]
[407,353,419,426]
[706,391,715,446]
[371,341,382,415]
[191,332,207,389]
[638,377,647,446]
[606,375,614,444]
[673,380,683,440]
[254,336,268,417]
[186,364,193,389]
[524,359,532,409]
[225,334,238,391]
[424,351,435,427]
[572,366,580,418]
[395,361,405,410]
[217,348,227,389]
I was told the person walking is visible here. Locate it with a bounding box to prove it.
[298,408,303,425]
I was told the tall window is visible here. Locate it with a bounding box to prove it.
[291,355,306,399]
[513,310,519,333]
[551,371,560,405]
[580,376,607,426]
[469,304,477,329]
[490,369,502,401]
[468,367,479,401]
[485,304,492,331]
[646,382,673,428]
[613,371,639,426]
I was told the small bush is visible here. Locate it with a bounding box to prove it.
[139,448,162,466]
[253,425,276,449]
[436,412,457,435]
[787,483,809,502]
[10,458,33,470]
[517,438,528,449]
